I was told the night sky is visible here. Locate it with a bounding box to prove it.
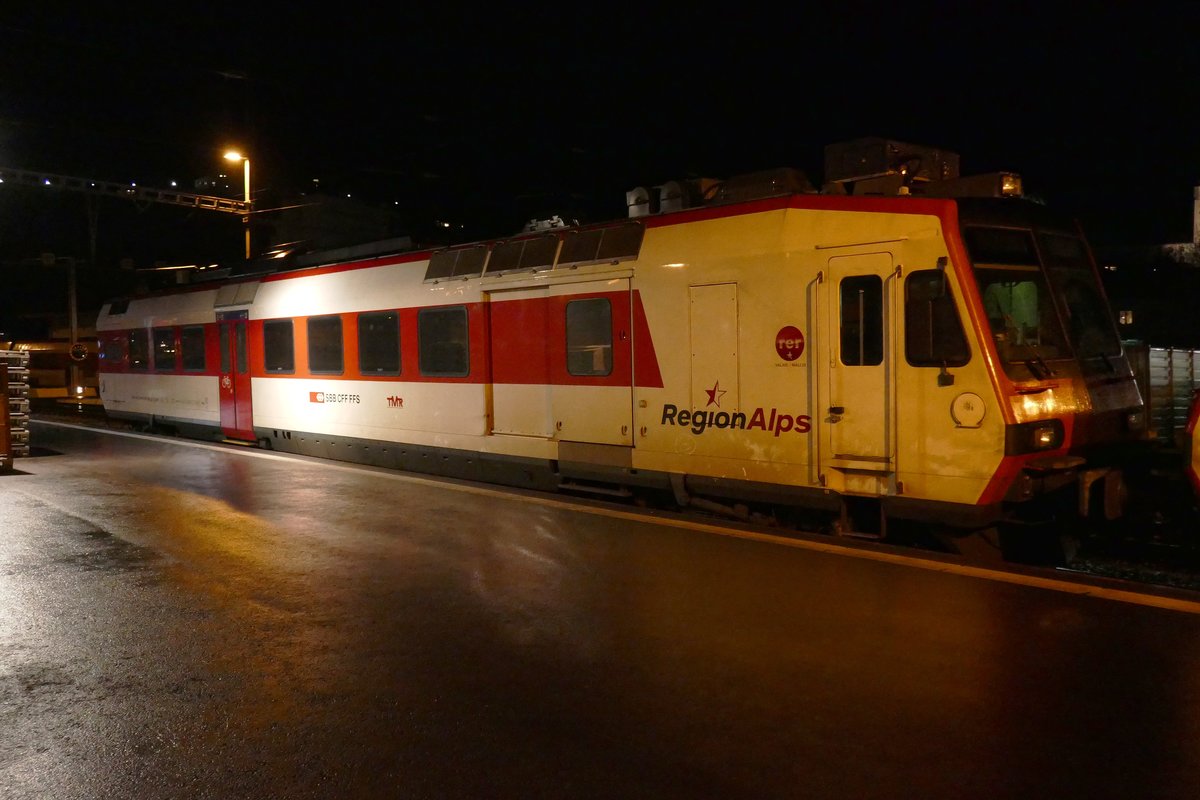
[3,5,1200,274]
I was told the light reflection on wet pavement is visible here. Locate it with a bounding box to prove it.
[3,422,1200,799]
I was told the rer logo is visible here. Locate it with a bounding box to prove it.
[776,326,805,362]
[309,392,325,403]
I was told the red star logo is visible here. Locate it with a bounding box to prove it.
[705,381,726,407]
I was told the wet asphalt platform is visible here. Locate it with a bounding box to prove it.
[3,421,1200,799]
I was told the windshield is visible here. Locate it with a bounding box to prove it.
[965,225,1122,378]
[966,227,1070,375]
[1037,232,1122,360]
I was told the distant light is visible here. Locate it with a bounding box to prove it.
[224,150,245,162]
[170,181,178,187]
[44,179,51,185]
[346,194,352,198]
[131,182,137,187]
[75,386,84,396]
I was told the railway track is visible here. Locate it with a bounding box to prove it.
[26,403,1200,595]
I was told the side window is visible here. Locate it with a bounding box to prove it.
[358,311,400,375]
[101,336,125,365]
[263,319,295,373]
[418,306,469,377]
[181,326,206,371]
[905,270,970,367]
[565,298,613,376]
[839,275,883,366]
[235,323,248,374]
[307,315,344,374]
[219,324,231,373]
[128,329,149,370]
[153,327,177,371]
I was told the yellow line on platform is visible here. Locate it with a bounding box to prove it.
[33,419,1200,616]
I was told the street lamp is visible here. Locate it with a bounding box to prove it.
[223,150,251,259]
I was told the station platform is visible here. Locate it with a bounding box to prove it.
[3,420,1199,799]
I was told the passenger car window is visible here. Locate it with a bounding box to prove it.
[418,306,469,377]
[358,311,400,375]
[101,336,125,365]
[128,329,149,370]
[263,320,295,373]
[153,327,177,371]
[180,326,206,371]
[307,315,344,374]
[565,298,613,376]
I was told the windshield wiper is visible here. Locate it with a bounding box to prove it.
[1024,352,1056,380]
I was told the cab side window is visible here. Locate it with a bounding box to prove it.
[905,270,970,366]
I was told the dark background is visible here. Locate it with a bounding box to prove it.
[3,4,1200,337]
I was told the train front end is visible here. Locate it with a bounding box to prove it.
[953,199,1146,528]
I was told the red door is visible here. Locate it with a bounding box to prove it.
[218,316,254,441]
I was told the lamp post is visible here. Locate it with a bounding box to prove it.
[223,150,251,259]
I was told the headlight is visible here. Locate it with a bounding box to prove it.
[1006,419,1065,454]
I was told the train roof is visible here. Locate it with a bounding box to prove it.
[106,138,1056,303]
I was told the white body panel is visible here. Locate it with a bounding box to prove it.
[100,373,219,422]
[97,289,221,330]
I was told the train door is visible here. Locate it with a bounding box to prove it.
[689,282,739,418]
[823,253,895,467]
[218,311,254,441]
[550,279,633,446]
[488,287,552,437]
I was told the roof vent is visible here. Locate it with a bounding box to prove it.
[823,137,960,186]
[707,167,814,204]
[626,186,658,218]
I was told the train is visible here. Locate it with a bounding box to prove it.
[94,138,1153,561]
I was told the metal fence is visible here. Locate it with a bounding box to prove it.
[1127,342,1200,449]
[1,350,31,467]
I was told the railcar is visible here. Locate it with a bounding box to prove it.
[95,139,1146,556]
